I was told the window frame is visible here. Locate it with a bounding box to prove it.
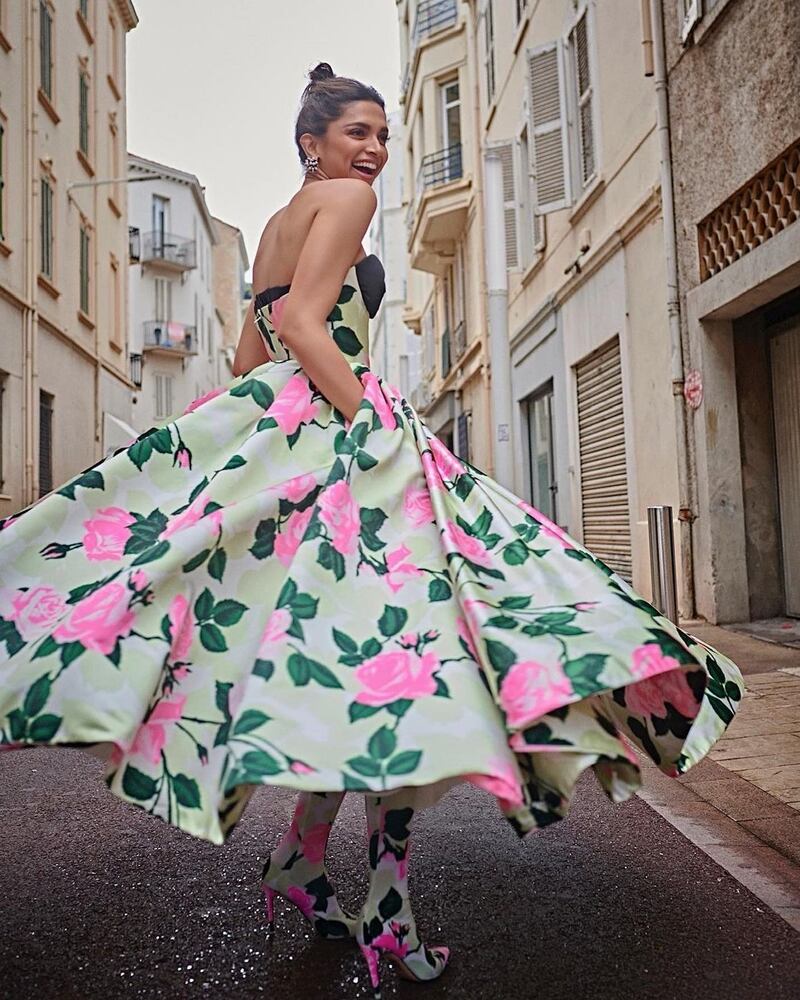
[78,65,91,159]
[38,389,54,498]
[79,219,92,317]
[482,0,496,107]
[0,115,6,245]
[567,4,598,192]
[523,380,557,523]
[39,1,54,102]
[40,172,55,280]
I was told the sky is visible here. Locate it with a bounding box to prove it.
[126,0,401,274]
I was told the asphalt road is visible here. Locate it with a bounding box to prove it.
[1,748,799,1000]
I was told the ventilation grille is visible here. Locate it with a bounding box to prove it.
[698,138,800,282]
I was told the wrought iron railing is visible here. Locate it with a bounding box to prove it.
[412,0,458,51]
[143,321,197,354]
[417,143,463,190]
[441,326,452,376]
[139,231,197,269]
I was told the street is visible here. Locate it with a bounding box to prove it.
[1,747,799,1000]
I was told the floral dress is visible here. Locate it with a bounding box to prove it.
[0,254,744,844]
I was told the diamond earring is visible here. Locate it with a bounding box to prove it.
[304,154,319,175]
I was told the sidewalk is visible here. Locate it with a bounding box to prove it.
[661,623,800,867]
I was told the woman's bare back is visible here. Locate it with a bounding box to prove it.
[252,187,367,294]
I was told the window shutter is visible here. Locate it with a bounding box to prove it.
[154,373,163,417]
[165,375,173,416]
[495,141,519,269]
[527,42,571,214]
[680,0,701,42]
[571,11,596,187]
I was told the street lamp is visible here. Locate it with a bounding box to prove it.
[129,352,143,388]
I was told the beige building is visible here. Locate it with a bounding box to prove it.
[211,215,249,379]
[0,0,138,513]
[398,0,487,463]
[399,0,681,602]
[663,0,800,625]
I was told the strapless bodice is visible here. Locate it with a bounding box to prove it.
[252,254,385,365]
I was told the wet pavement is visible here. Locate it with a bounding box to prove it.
[1,748,799,1000]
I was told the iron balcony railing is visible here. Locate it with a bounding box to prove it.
[417,143,463,191]
[453,319,466,361]
[441,326,452,377]
[139,231,197,270]
[412,0,458,51]
[143,321,197,354]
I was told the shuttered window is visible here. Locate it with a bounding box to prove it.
[79,224,90,314]
[483,0,495,105]
[39,2,53,99]
[575,337,631,579]
[569,10,596,188]
[680,0,701,41]
[38,390,53,497]
[154,373,174,419]
[527,43,571,214]
[494,141,519,269]
[457,411,471,463]
[518,124,546,265]
[79,70,90,156]
[40,176,54,277]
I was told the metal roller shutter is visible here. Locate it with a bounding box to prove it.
[575,337,632,579]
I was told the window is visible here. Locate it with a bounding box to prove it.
[109,255,121,346]
[207,315,213,360]
[518,123,545,265]
[457,411,471,464]
[568,9,596,188]
[108,12,119,91]
[40,176,54,278]
[154,278,172,321]
[515,0,528,25]
[0,120,5,243]
[440,79,461,150]
[79,70,90,157]
[79,0,89,19]
[680,0,701,41]
[79,223,90,314]
[152,195,169,253]
[39,390,54,497]
[39,2,53,100]
[108,114,120,209]
[154,373,174,419]
[524,383,557,521]
[493,141,519,269]
[483,0,496,105]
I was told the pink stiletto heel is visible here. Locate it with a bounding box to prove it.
[262,885,276,934]
[358,938,450,997]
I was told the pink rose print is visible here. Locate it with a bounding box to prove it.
[456,616,480,662]
[167,594,193,663]
[274,508,314,567]
[53,580,135,655]
[300,822,329,864]
[385,544,422,593]
[265,374,319,434]
[183,385,225,414]
[399,632,418,646]
[361,372,396,430]
[289,760,315,775]
[176,447,191,469]
[257,607,292,655]
[499,659,573,729]
[82,506,136,562]
[625,648,700,720]
[373,929,409,958]
[281,473,317,503]
[318,480,360,556]
[7,586,67,641]
[355,649,439,706]
[402,483,434,528]
[159,494,222,541]
[429,435,466,480]
[518,500,575,550]
[467,759,524,809]
[444,521,493,568]
[631,642,679,680]
[420,450,445,492]
[129,570,149,591]
[270,294,287,334]
[131,695,186,764]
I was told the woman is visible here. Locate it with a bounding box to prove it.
[0,64,744,996]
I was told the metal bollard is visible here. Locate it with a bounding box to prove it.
[647,505,678,622]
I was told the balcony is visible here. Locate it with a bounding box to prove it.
[409,144,470,274]
[137,231,197,272]
[441,326,452,377]
[143,320,197,357]
[411,0,458,56]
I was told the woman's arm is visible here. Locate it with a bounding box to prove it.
[232,301,269,377]
[278,180,377,424]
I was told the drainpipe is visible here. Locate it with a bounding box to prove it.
[483,147,514,489]
[22,0,37,505]
[649,0,696,619]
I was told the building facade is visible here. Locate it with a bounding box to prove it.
[664,0,800,623]
[211,215,249,379]
[127,154,221,432]
[0,0,138,512]
[369,110,420,397]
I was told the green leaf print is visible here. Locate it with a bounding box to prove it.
[126,509,169,554]
[233,710,271,735]
[208,549,227,582]
[241,749,283,776]
[250,518,276,560]
[499,595,531,609]
[277,578,298,607]
[332,326,362,356]
[564,654,607,697]
[337,284,356,304]
[0,619,25,657]
[454,475,474,500]
[127,437,154,471]
[122,765,158,801]
[707,694,735,725]
[253,660,274,682]
[645,631,695,666]
[486,615,518,629]
[183,548,211,573]
[362,638,382,658]
[705,656,726,684]
[288,653,311,686]
[216,681,233,717]
[343,774,371,791]
[434,677,451,698]
[195,588,215,622]
[59,641,84,668]
[348,702,382,723]
[725,680,742,701]
[188,476,209,504]
[326,304,343,323]
[360,507,387,533]
[378,606,408,638]
[428,579,452,602]
[356,451,378,472]
[386,750,423,776]
[8,708,27,741]
[318,541,346,581]
[347,756,382,777]
[200,623,227,652]
[222,455,246,471]
[379,887,403,920]
[131,540,170,566]
[368,726,397,760]
[333,628,359,654]
[24,675,51,716]
[387,699,413,718]
[472,508,493,538]
[291,592,319,620]
[150,427,174,454]
[334,430,356,455]
[309,659,344,689]
[173,773,201,808]
[257,416,278,432]
[538,612,576,627]
[485,640,516,673]
[57,468,105,500]
[503,540,530,566]
[212,599,247,626]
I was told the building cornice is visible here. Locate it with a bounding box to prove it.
[115,1,139,31]
[128,153,218,242]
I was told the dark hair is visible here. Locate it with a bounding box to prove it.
[295,62,386,164]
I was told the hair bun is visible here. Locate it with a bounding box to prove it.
[309,62,335,83]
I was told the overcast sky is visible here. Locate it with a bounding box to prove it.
[126,0,401,273]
